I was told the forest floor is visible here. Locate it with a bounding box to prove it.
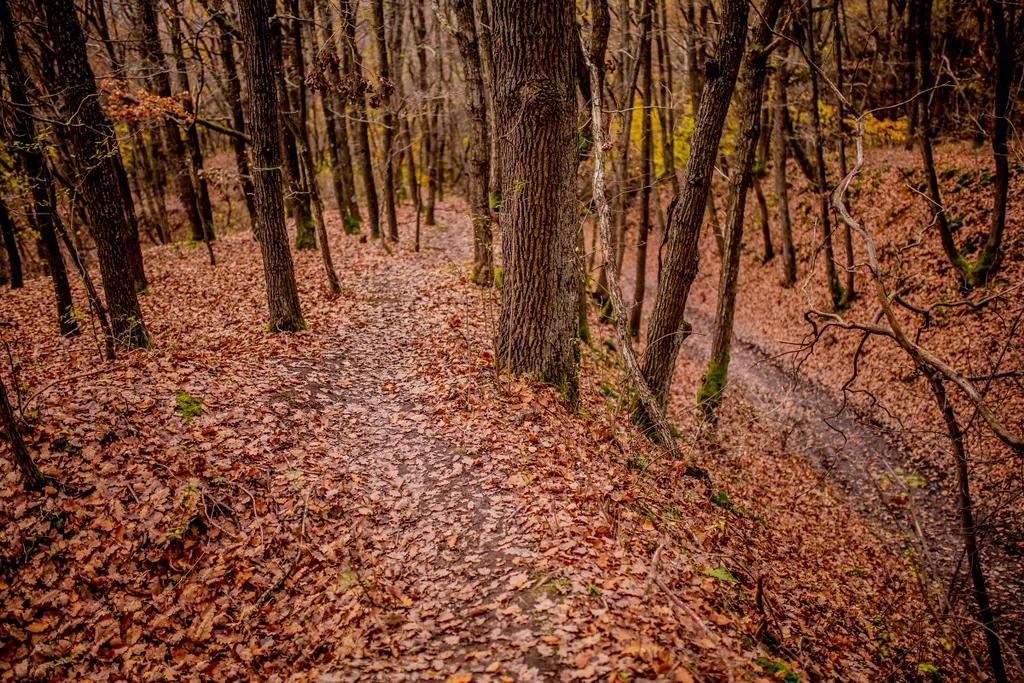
[0,186,1016,682]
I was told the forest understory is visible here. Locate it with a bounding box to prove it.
[2,145,1020,681]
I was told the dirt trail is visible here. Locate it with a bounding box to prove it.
[680,305,1024,642]
[268,212,562,681]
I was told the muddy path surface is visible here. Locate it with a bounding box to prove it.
[680,305,1024,648]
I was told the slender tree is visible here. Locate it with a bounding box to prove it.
[0,0,79,336]
[803,0,844,309]
[0,196,22,288]
[493,0,580,399]
[628,1,654,340]
[340,0,381,239]
[696,0,783,420]
[450,0,493,286]
[236,0,306,331]
[210,2,257,233]
[774,43,797,287]
[371,0,399,242]
[137,0,205,243]
[638,0,749,417]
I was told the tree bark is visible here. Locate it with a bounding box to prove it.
[638,0,748,417]
[696,0,782,420]
[341,0,381,239]
[168,1,216,248]
[803,1,844,309]
[212,6,258,233]
[236,0,306,331]
[473,0,501,209]
[371,0,399,242]
[835,0,854,299]
[320,0,360,230]
[773,45,797,287]
[754,103,774,263]
[283,0,317,251]
[925,372,1008,683]
[493,0,580,400]
[451,0,494,286]
[628,1,654,340]
[45,0,150,349]
[0,197,23,288]
[0,375,46,491]
[137,0,205,243]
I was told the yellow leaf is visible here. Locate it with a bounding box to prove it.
[445,674,472,683]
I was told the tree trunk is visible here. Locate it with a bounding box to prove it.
[286,117,341,296]
[0,197,23,288]
[655,0,678,195]
[803,1,844,309]
[371,0,399,242]
[0,376,46,491]
[236,0,306,332]
[214,9,258,233]
[169,2,216,248]
[493,0,580,400]
[411,0,436,228]
[835,0,854,299]
[774,45,797,287]
[473,0,501,210]
[638,0,748,416]
[341,0,381,239]
[696,0,782,420]
[451,0,494,286]
[137,0,205,243]
[925,372,1008,683]
[45,0,150,349]
[283,0,317,251]
[977,0,1014,286]
[628,2,654,341]
[754,103,774,263]
[320,0,360,230]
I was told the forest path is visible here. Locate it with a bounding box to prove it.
[271,209,561,681]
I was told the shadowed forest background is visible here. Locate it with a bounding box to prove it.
[0,0,1022,680]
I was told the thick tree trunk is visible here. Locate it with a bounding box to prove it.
[137,0,204,244]
[773,45,797,287]
[638,0,748,416]
[45,0,150,349]
[236,0,306,331]
[628,2,654,341]
[451,0,494,286]
[493,0,580,400]
[341,0,381,239]
[696,0,782,420]
[371,0,399,242]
